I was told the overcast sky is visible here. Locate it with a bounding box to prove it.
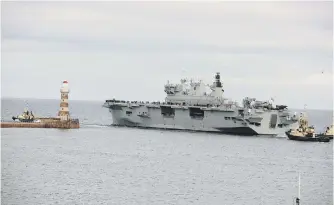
[1,1,333,109]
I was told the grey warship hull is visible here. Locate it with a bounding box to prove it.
[103,72,299,136]
[104,102,298,136]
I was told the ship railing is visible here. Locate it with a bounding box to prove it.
[105,100,239,109]
[105,99,171,107]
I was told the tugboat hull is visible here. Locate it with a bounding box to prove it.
[12,116,34,123]
[285,131,330,142]
[316,134,333,139]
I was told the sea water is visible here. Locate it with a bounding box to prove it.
[1,98,333,205]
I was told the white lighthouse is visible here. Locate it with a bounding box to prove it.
[58,80,70,121]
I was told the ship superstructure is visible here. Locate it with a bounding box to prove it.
[103,72,299,136]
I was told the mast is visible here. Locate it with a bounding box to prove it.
[296,173,300,205]
[298,173,301,199]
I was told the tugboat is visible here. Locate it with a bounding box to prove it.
[316,125,333,139]
[12,109,35,122]
[285,112,330,142]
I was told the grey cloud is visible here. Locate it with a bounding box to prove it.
[3,36,332,56]
[2,1,332,50]
[1,1,333,109]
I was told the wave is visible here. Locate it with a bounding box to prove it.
[80,123,112,128]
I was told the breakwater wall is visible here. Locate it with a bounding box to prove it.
[1,119,80,129]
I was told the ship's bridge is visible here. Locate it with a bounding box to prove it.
[164,79,209,96]
[164,83,183,95]
[163,73,228,106]
[164,78,189,96]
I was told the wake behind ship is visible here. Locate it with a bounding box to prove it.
[103,72,299,136]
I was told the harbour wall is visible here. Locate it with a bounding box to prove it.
[0,119,80,129]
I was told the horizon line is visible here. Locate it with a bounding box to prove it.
[1,96,333,112]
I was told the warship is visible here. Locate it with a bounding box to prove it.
[103,72,300,136]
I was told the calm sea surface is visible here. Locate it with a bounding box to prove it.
[1,98,333,205]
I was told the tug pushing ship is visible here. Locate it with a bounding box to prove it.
[285,112,332,142]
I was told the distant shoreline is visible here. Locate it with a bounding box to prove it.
[1,97,103,104]
[1,97,333,112]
